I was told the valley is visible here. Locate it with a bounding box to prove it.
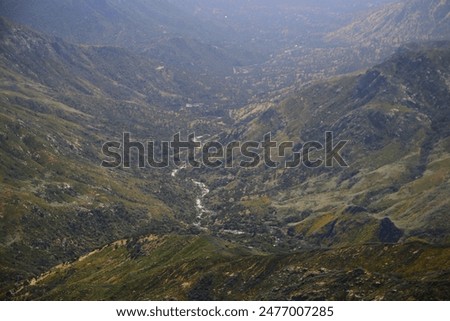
[0,0,449,301]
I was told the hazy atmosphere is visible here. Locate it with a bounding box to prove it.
[0,0,449,303]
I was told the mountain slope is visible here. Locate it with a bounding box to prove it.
[197,42,450,249]
[0,0,261,92]
[11,234,450,300]
[328,0,450,46]
[0,0,231,49]
[239,0,450,95]
[1,2,450,302]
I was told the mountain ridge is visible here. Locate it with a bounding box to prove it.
[0,0,233,49]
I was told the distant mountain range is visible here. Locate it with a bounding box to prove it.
[0,0,262,87]
[239,0,450,94]
[0,16,219,296]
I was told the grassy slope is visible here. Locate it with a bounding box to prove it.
[0,0,232,48]
[12,234,450,301]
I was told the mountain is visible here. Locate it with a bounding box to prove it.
[236,0,450,95]
[0,16,248,112]
[322,0,450,75]
[4,42,450,301]
[11,235,450,300]
[0,0,262,91]
[0,17,222,296]
[0,0,232,49]
[1,1,450,302]
[0,0,408,91]
[328,0,450,46]
[170,0,397,46]
[196,42,450,249]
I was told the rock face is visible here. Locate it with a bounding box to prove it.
[378,218,403,243]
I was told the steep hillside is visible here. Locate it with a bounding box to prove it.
[328,0,450,46]
[0,18,215,296]
[11,234,450,300]
[197,42,450,250]
[9,38,435,276]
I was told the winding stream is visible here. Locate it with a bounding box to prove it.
[192,179,211,223]
[171,167,212,226]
